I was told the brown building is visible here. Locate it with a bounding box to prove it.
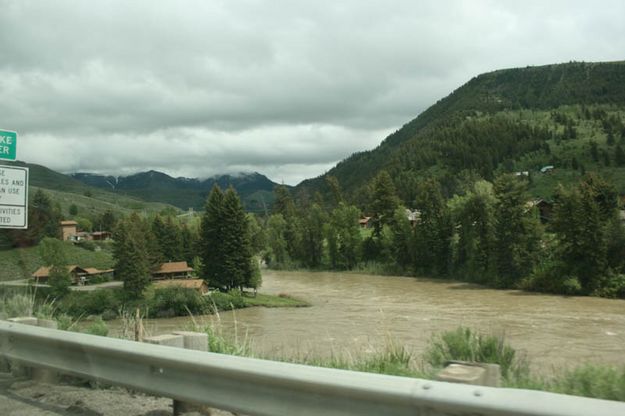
[359,217,371,229]
[151,261,195,280]
[91,231,112,241]
[60,220,78,241]
[32,265,114,285]
[154,278,209,295]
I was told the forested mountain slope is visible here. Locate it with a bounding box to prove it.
[296,61,625,206]
[72,170,282,213]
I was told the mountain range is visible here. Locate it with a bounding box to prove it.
[71,170,281,213]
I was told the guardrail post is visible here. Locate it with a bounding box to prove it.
[33,319,60,383]
[436,361,501,387]
[144,332,211,415]
[172,331,211,416]
[6,317,60,382]
[6,317,38,377]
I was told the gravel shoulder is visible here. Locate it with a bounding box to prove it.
[0,372,234,416]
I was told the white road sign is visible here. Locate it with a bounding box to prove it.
[0,165,29,229]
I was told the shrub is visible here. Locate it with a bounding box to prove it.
[207,291,246,312]
[84,317,109,336]
[521,259,583,295]
[59,290,122,318]
[551,365,625,401]
[424,327,527,380]
[148,287,208,317]
[594,274,625,298]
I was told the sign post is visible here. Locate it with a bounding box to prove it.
[0,129,28,229]
[0,129,17,161]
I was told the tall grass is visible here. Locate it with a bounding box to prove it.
[0,290,56,320]
[424,326,528,380]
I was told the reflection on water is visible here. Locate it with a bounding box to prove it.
[110,270,625,372]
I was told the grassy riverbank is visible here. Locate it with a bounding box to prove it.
[199,324,625,402]
[0,288,308,322]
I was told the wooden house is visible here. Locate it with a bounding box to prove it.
[359,217,371,229]
[151,261,194,280]
[32,265,114,285]
[32,265,88,285]
[60,220,78,241]
[153,278,209,295]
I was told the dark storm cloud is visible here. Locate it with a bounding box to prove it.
[1,0,624,184]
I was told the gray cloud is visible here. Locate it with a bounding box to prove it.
[1,0,624,184]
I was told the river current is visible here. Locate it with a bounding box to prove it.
[113,270,625,373]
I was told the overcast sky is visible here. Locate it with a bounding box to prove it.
[1,1,624,185]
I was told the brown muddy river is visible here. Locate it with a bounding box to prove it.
[114,270,625,372]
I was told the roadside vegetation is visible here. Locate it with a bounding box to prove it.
[186,322,625,402]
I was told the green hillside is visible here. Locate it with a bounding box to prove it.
[0,241,114,282]
[296,61,625,205]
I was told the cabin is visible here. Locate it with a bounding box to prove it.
[358,217,371,229]
[32,265,88,285]
[32,265,115,285]
[60,220,78,241]
[153,278,209,295]
[151,261,195,280]
[525,199,554,223]
[540,165,555,174]
[91,231,112,241]
[83,267,115,281]
[405,209,420,226]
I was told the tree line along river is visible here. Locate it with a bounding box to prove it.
[109,270,625,373]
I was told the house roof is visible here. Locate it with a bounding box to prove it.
[358,217,371,224]
[154,261,194,274]
[154,279,206,290]
[83,267,114,275]
[60,220,78,226]
[32,265,88,278]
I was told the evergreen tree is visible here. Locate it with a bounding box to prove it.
[199,185,227,286]
[551,175,614,293]
[247,214,266,255]
[301,203,327,268]
[325,175,344,209]
[590,141,599,162]
[616,145,625,167]
[271,185,303,262]
[220,187,253,290]
[266,214,289,266]
[96,209,116,231]
[113,214,151,299]
[413,179,453,276]
[326,203,362,269]
[370,170,400,237]
[493,175,541,287]
[180,224,197,264]
[390,207,413,271]
[450,181,497,283]
[19,190,62,246]
[163,216,182,261]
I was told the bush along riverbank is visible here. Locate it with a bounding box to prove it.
[0,286,309,322]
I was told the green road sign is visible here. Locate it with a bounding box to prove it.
[0,129,17,161]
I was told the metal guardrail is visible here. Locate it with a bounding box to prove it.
[1,320,624,416]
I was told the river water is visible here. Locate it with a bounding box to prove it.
[119,270,625,372]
